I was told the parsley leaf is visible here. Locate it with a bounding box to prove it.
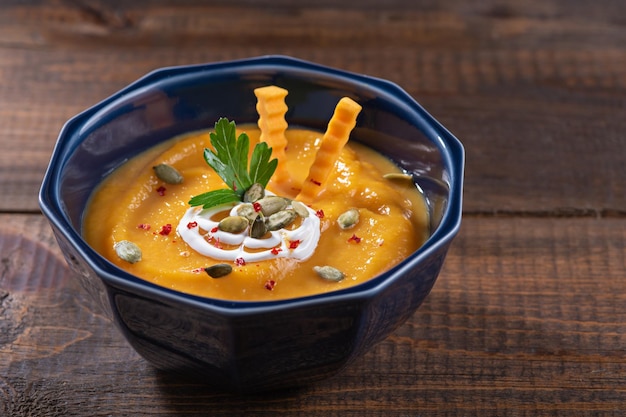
[188,118,278,210]
[249,141,278,186]
[188,188,241,209]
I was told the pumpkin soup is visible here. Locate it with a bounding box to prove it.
[83,93,430,301]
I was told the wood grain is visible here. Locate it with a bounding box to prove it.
[1,0,625,415]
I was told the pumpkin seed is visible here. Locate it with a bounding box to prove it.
[153,163,183,184]
[383,172,413,183]
[236,203,258,224]
[218,216,249,234]
[313,265,345,282]
[291,200,309,218]
[249,215,268,238]
[243,182,265,203]
[257,196,289,216]
[204,264,232,278]
[337,208,360,230]
[114,240,142,264]
[265,209,297,231]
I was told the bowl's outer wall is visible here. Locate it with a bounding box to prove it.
[112,285,366,390]
[108,242,450,391]
[40,56,463,391]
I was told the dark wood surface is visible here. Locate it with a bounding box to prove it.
[1,1,624,415]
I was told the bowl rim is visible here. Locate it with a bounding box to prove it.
[39,54,464,315]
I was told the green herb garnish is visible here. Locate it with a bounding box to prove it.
[188,118,278,210]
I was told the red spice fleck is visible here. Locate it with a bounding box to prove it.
[187,221,198,229]
[348,234,362,243]
[156,186,166,196]
[288,239,301,249]
[264,280,276,291]
[232,181,237,191]
[213,238,222,249]
[315,209,325,219]
[271,247,282,255]
[192,267,204,274]
[234,257,246,266]
[211,226,219,233]
[252,202,262,212]
[310,179,321,186]
[159,224,172,235]
[137,223,151,231]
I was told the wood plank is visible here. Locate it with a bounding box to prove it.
[2,1,626,50]
[1,214,624,415]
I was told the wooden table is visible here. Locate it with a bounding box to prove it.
[1,1,624,415]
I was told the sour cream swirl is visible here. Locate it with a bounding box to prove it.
[177,200,321,263]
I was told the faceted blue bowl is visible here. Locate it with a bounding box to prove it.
[39,55,464,392]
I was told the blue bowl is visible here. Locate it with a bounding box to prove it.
[39,56,464,392]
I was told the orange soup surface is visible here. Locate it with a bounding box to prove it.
[83,126,430,301]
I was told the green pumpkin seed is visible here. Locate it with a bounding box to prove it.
[243,182,265,203]
[114,240,142,264]
[153,163,183,184]
[236,203,258,224]
[383,172,413,183]
[265,209,297,231]
[337,208,360,230]
[204,264,232,278]
[313,265,345,282]
[249,215,268,238]
[218,216,249,234]
[257,196,289,216]
[291,200,309,218]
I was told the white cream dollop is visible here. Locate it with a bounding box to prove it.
[176,199,321,263]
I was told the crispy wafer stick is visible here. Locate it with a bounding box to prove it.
[254,86,290,187]
[297,97,362,203]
